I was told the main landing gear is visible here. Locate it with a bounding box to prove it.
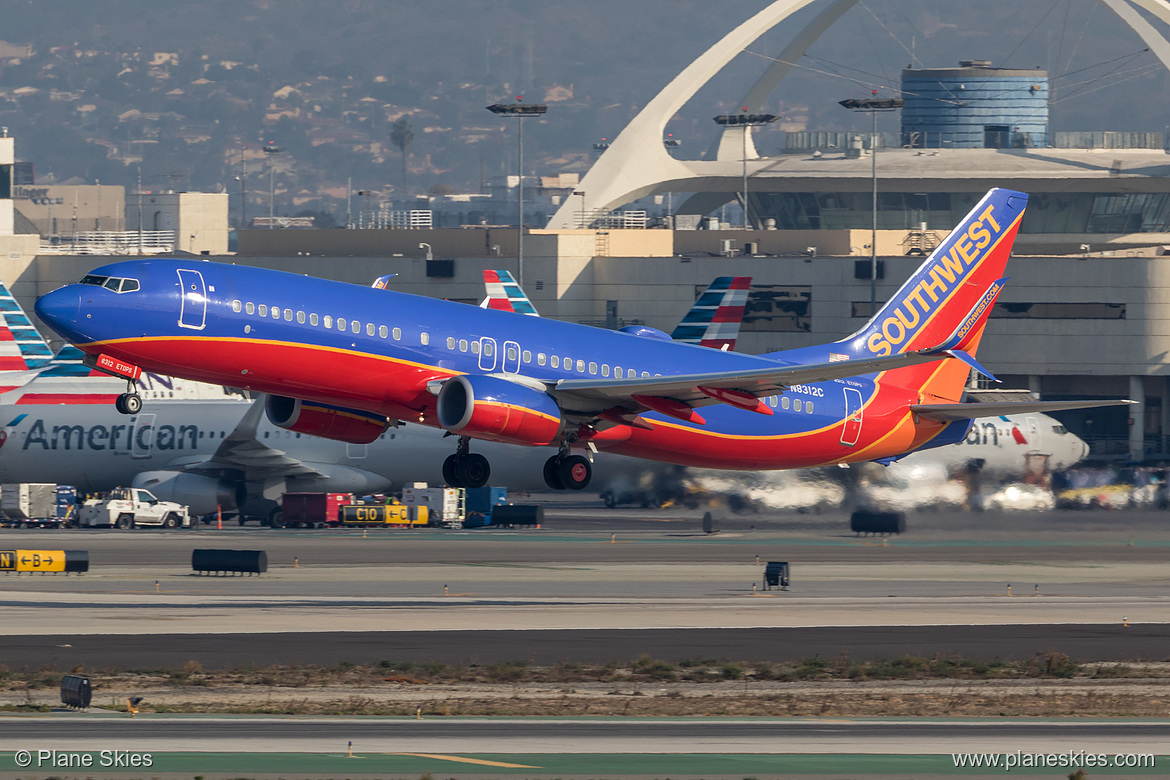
[114,379,142,415]
[443,436,491,489]
[543,451,592,491]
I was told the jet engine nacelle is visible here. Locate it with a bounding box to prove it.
[265,395,389,444]
[131,471,245,517]
[436,374,563,445]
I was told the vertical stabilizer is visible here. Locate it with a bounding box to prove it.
[670,276,752,350]
[842,188,1027,402]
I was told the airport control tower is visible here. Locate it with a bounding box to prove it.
[900,60,1049,149]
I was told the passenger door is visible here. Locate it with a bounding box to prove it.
[177,269,207,330]
[131,414,155,459]
[840,387,864,447]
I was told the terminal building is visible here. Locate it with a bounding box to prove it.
[9,0,1170,462]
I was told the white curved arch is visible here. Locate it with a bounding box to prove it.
[547,0,1170,229]
[547,0,828,229]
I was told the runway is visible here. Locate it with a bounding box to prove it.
[3,624,1168,669]
[1,715,1167,755]
[0,505,1168,669]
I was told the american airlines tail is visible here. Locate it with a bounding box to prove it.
[670,276,751,350]
[0,278,54,372]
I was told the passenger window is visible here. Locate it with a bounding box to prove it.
[538,353,546,366]
[806,401,814,414]
[794,399,802,412]
[551,355,560,368]
[246,302,255,315]
[484,342,494,357]
[522,350,531,363]
[642,371,650,378]
[564,356,571,369]
[324,315,333,328]
[258,304,268,317]
[352,321,361,334]
[379,325,387,338]
[459,339,468,352]
[447,337,456,349]
[272,307,280,319]
[507,346,518,361]
[296,311,305,324]
[366,323,374,336]
[337,318,346,331]
[284,309,293,321]
[421,332,430,345]
[615,367,623,378]
[392,327,401,340]
[471,338,479,353]
[602,364,610,377]
[782,396,790,409]
[232,300,242,313]
[311,314,319,326]
[588,362,597,375]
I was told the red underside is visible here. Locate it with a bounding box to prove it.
[101,337,941,470]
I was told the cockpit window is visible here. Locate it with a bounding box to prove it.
[80,274,140,293]
[1053,425,1069,435]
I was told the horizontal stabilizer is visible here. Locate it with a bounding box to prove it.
[911,399,1135,422]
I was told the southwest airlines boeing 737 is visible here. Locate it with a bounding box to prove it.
[34,189,1123,490]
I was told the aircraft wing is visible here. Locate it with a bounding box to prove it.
[552,347,950,415]
[180,395,327,479]
[910,399,1136,422]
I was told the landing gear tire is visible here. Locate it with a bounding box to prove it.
[455,453,491,488]
[443,454,461,487]
[115,393,142,415]
[543,456,565,490]
[558,455,592,490]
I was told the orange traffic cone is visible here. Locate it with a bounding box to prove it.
[216,505,222,530]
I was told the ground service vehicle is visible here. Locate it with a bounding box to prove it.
[277,492,353,528]
[78,487,192,529]
[402,484,465,528]
[0,483,75,528]
[334,501,428,528]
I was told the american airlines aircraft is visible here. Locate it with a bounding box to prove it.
[33,189,1125,493]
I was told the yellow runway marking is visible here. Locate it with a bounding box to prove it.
[387,752,540,768]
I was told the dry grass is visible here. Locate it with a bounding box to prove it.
[5,654,1169,717]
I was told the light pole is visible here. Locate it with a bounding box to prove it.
[263,140,283,229]
[839,97,903,316]
[713,111,778,229]
[487,100,547,288]
[573,190,586,229]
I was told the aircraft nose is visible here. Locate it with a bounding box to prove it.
[34,286,82,339]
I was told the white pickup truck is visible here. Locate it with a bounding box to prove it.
[78,487,193,529]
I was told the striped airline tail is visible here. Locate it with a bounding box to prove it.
[0,280,53,371]
[482,270,539,316]
[842,188,1028,403]
[670,276,752,350]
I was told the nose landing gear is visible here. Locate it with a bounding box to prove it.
[442,436,491,488]
[114,380,142,415]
